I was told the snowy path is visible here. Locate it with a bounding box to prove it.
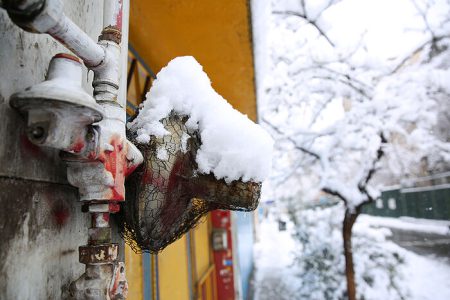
[358,215,450,264]
[253,217,299,300]
[389,228,450,264]
[254,215,450,300]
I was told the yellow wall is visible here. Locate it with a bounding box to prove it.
[125,244,143,300]
[158,236,191,300]
[130,0,257,121]
[192,218,212,281]
[126,1,257,299]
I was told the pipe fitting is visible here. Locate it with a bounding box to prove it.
[92,37,121,103]
[10,53,104,154]
[69,263,128,300]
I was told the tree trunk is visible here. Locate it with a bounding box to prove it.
[343,209,359,300]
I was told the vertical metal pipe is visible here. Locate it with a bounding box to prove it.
[103,0,123,29]
[118,0,129,110]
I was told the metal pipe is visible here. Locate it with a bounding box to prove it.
[5,0,137,297]
[118,0,129,109]
[103,0,123,29]
[47,14,105,68]
[3,0,106,68]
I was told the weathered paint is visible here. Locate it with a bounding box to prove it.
[0,1,125,298]
[0,178,87,299]
[129,0,257,121]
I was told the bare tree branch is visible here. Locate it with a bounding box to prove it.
[357,133,387,203]
[262,118,322,160]
[273,10,335,47]
[322,187,347,204]
[389,35,450,75]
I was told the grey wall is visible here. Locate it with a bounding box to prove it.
[0,1,122,299]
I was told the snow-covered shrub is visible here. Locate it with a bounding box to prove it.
[292,204,408,300]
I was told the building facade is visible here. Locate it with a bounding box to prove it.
[0,1,258,299]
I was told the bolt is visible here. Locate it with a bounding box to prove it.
[29,126,45,141]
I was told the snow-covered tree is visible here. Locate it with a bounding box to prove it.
[261,0,450,299]
[291,204,408,300]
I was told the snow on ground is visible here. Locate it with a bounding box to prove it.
[253,216,299,300]
[254,213,450,300]
[355,215,450,300]
[128,56,274,183]
[359,214,450,235]
[401,247,450,300]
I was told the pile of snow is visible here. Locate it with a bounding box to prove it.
[129,56,274,183]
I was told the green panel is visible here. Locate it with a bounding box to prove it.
[362,188,450,220]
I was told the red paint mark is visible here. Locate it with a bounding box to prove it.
[54,53,81,63]
[53,207,70,226]
[102,212,110,223]
[141,169,166,191]
[20,134,43,157]
[98,135,126,201]
[109,202,120,213]
[167,158,183,193]
[116,0,123,29]
[125,163,138,177]
[69,140,85,153]
[157,155,194,230]
[88,151,97,160]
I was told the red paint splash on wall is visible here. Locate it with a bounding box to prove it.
[20,134,43,157]
[53,207,70,226]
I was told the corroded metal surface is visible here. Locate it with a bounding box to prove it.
[79,244,119,265]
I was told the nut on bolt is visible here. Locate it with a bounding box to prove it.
[27,123,48,143]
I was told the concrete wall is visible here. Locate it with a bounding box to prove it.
[0,1,122,299]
